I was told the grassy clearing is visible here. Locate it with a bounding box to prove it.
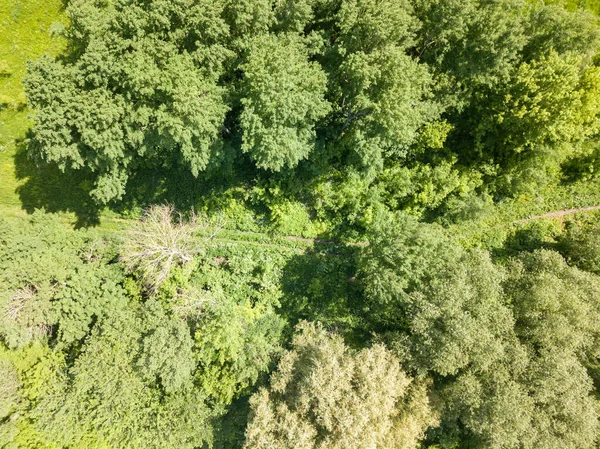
[0,0,67,106]
[567,0,600,14]
[0,0,68,215]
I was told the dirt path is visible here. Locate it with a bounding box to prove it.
[516,205,600,222]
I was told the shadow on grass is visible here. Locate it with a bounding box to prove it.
[12,136,265,228]
[13,139,102,228]
[113,162,236,216]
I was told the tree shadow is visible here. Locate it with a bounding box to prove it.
[278,242,365,340]
[12,134,265,228]
[209,396,251,449]
[13,138,102,228]
[491,226,558,260]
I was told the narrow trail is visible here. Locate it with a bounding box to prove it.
[516,205,600,222]
[4,203,600,249]
[283,235,368,247]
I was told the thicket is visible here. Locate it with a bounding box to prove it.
[2,205,600,449]
[3,0,600,448]
[23,0,600,230]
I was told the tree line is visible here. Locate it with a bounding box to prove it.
[24,0,600,223]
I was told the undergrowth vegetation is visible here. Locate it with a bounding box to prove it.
[2,0,600,448]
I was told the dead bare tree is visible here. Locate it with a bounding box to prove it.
[120,204,222,293]
[170,287,217,319]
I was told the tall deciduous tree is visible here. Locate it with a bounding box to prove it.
[360,211,600,449]
[326,0,438,172]
[474,51,600,193]
[240,32,330,171]
[244,321,438,449]
[25,0,231,203]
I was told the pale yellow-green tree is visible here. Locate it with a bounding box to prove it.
[243,321,438,449]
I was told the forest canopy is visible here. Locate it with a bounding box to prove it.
[2,0,600,448]
[24,0,600,212]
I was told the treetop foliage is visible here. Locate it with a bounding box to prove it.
[244,321,438,449]
[24,0,600,211]
[5,0,600,448]
[360,209,600,449]
[240,32,330,170]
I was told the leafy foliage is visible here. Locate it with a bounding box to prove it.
[244,321,438,449]
[360,212,600,449]
[25,0,231,203]
[240,32,330,170]
[34,305,215,449]
[4,0,600,448]
[0,212,127,348]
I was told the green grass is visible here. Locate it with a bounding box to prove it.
[542,0,600,14]
[567,0,600,14]
[0,109,30,210]
[0,0,71,217]
[0,0,67,105]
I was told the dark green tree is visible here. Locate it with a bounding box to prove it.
[25,0,231,203]
[240,32,330,171]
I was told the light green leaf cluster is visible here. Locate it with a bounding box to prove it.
[244,321,438,449]
[194,302,284,403]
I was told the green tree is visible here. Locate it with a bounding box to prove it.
[34,304,216,449]
[240,32,330,171]
[0,212,126,349]
[359,210,460,324]
[326,0,438,172]
[194,301,284,403]
[505,250,600,361]
[415,0,600,198]
[0,359,20,421]
[414,0,528,98]
[557,221,600,274]
[434,249,600,449]
[137,302,197,394]
[524,4,600,60]
[25,0,231,203]
[360,212,600,449]
[474,51,600,194]
[244,321,438,449]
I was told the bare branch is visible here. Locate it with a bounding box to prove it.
[120,204,219,294]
